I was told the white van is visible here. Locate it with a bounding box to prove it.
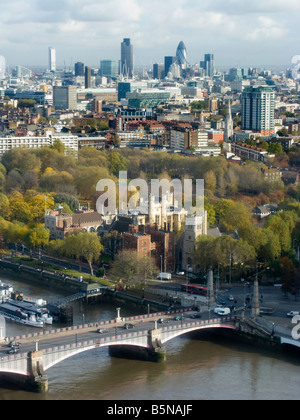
[217,307,231,316]
[158,272,172,280]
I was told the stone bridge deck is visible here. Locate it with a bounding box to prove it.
[0,313,236,392]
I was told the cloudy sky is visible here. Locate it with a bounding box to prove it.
[0,0,299,69]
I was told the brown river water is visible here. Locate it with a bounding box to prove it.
[0,272,300,401]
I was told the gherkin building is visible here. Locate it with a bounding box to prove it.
[176,41,188,67]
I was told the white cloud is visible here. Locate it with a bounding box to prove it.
[0,0,298,67]
[245,16,287,42]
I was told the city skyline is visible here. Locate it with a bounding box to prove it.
[0,0,299,69]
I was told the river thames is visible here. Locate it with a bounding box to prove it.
[0,272,300,401]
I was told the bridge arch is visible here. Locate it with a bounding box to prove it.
[161,322,237,344]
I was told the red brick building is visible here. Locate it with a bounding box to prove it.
[123,224,175,272]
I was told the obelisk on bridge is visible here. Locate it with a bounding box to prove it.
[0,316,5,342]
[251,276,260,319]
[207,269,215,307]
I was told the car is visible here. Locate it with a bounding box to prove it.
[287,311,300,317]
[218,299,226,305]
[217,307,231,316]
[97,328,108,334]
[214,305,224,314]
[228,295,234,301]
[7,346,20,354]
[176,271,185,276]
[158,318,167,323]
[123,323,134,329]
[174,315,184,321]
[190,314,201,319]
[8,340,21,348]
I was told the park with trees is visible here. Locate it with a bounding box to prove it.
[0,143,300,293]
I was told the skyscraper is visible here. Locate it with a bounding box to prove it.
[49,47,56,72]
[100,60,117,78]
[176,41,188,68]
[75,62,84,77]
[241,86,275,136]
[0,56,6,79]
[164,56,177,77]
[153,63,164,79]
[85,66,91,89]
[204,54,214,77]
[121,38,133,78]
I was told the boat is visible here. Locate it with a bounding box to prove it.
[0,302,44,328]
[5,299,53,325]
[0,282,14,302]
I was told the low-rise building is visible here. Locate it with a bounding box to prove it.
[231,142,270,162]
[45,208,103,239]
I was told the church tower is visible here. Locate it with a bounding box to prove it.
[224,100,234,142]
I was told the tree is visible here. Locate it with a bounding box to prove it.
[109,250,140,286]
[264,214,291,254]
[17,99,36,108]
[54,193,79,212]
[73,166,111,199]
[51,139,65,154]
[280,256,298,297]
[137,255,159,282]
[8,191,33,223]
[238,225,267,255]
[108,152,128,176]
[24,190,54,222]
[204,170,217,194]
[0,193,9,218]
[258,228,281,261]
[194,235,218,273]
[79,233,103,276]
[221,201,252,231]
[64,232,103,276]
[24,226,50,257]
[268,142,283,155]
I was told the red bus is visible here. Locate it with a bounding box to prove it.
[181,284,207,296]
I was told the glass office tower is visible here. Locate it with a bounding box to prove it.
[176,41,188,68]
[121,38,133,78]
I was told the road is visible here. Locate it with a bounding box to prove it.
[0,307,232,357]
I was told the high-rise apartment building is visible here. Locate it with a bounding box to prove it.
[49,47,56,72]
[241,86,275,136]
[53,86,77,110]
[121,38,133,78]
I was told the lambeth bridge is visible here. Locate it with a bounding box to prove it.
[0,308,237,392]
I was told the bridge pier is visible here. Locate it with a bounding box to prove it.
[26,350,48,393]
[109,328,166,363]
